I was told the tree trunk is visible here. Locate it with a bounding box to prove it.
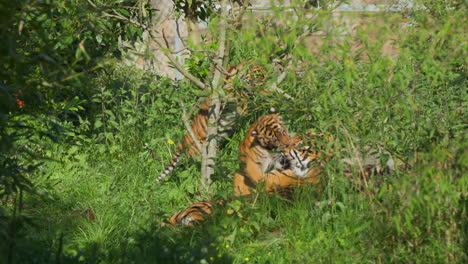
[200,0,229,191]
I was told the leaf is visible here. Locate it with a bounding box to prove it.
[68,146,79,155]
[117,8,130,17]
[94,119,103,129]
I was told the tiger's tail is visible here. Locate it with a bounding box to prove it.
[156,151,182,182]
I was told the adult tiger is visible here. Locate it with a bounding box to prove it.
[156,62,267,182]
[162,130,334,227]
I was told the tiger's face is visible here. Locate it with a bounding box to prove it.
[251,109,291,151]
[280,131,335,178]
[282,146,317,178]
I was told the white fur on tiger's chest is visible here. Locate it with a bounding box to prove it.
[261,151,283,174]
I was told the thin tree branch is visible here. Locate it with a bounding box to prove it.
[175,18,188,49]
[86,0,97,8]
[98,8,208,90]
[148,30,208,89]
[207,56,237,77]
[233,0,250,27]
[222,83,233,90]
[269,62,294,100]
[187,97,205,119]
[162,28,212,55]
[180,99,203,153]
[161,28,171,49]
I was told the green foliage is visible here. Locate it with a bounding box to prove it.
[0,0,152,262]
[1,0,466,263]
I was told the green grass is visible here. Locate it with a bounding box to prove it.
[16,138,466,263]
[13,96,466,264]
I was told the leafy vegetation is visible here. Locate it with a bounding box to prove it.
[1,0,466,263]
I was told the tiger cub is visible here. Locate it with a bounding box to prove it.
[281,146,315,178]
[157,63,267,182]
[233,108,293,196]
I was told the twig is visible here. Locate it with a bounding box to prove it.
[175,18,188,48]
[98,8,208,90]
[187,97,205,118]
[222,83,233,90]
[269,62,294,100]
[161,28,170,49]
[209,56,237,77]
[86,0,97,8]
[233,0,250,27]
[265,28,312,101]
[180,99,203,153]
[148,30,208,89]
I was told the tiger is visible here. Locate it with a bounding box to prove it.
[233,108,294,196]
[263,147,326,198]
[282,131,335,178]
[156,62,267,182]
[266,131,335,195]
[281,145,317,178]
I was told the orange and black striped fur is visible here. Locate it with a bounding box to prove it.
[162,199,226,227]
[233,108,294,196]
[234,130,335,197]
[157,63,267,182]
[164,142,331,227]
[262,132,335,197]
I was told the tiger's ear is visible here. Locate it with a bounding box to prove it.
[269,107,276,114]
[251,130,258,136]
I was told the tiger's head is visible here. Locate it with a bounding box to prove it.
[281,131,335,178]
[250,108,291,151]
[282,146,318,178]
